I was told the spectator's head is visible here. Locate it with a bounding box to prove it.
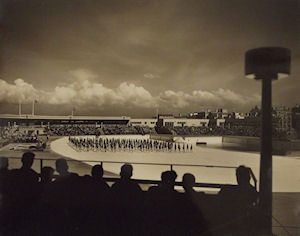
[236,165,251,185]
[0,157,8,170]
[21,152,35,169]
[55,158,69,175]
[92,164,104,178]
[161,170,177,190]
[41,166,54,183]
[182,173,195,191]
[120,164,133,179]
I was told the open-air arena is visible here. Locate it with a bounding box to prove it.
[1,1,300,234]
[51,134,300,193]
[1,130,300,235]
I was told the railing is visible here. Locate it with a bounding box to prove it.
[5,157,297,235]
[6,157,257,190]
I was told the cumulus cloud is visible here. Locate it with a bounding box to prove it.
[0,69,260,112]
[159,88,260,109]
[0,79,40,104]
[0,72,158,109]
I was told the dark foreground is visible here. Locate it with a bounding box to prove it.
[0,145,299,236]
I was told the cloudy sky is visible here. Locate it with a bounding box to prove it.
[0,0,299,117]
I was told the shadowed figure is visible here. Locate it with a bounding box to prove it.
[217,165,258,235]
[55,158,78,180]
[145,170,184,236]
[0,157,10,232]
[110,164,143,235]
[9,152,39,203]
[48,158,80,235]
[181,173,211,236]
[39,166,55,202]
[0,157,9,204]
[90,164,109,190]
[7,152,39,233]
[78,164,110,235]
[36,166,55,235]
[40,166,54,184]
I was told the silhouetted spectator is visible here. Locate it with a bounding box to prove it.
[110,164,143,235]
[50,158,80,235]
[111,164,142,195]
[181,173,211,236]
[38,166,55,201]
[7,152,39,233]
[145,170,183,236]
[182,173,196,192]
[40,166,54,184]
[217,165,258,235]
[78,164,110,235]
[219,165,258,208]
[147,170,179,203]
[161,170,177,190]
[36,166,56,234]
[91,164,109,190]
[18,152,39,180]
[55,158,78,180]
[9,152,39,201]
[0,157,10,230]
[0,157,9,199]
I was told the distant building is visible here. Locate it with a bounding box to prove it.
[188,112,206,119]
[0,114,130,127]
[273,106,293,136]
[130,118,157,128]
[216,108,229,119]
[156,114,226,128]
[291,105,300,138]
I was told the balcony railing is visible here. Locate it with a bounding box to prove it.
[6,157,257,190]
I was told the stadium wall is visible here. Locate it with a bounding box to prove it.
[221,136,299,154]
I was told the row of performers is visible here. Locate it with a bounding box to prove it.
[68,137,193,152]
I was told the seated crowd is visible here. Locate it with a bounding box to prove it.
[45,124,102,136]
[0,153,259,236]
[45,124,156,136]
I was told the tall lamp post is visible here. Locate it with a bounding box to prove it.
[245,47,291,235]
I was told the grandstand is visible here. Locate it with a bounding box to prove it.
[0,114,130,126]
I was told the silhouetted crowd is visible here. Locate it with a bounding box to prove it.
[0,127,41,143]
[0,153,259,236]
[69,136,193,152]
[170,126,261,137]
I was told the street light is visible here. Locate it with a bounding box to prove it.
[245,47,291,235]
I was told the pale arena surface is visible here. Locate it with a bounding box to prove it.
[51,135,300,193]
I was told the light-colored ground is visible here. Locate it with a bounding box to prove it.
[50,135,300,236]
[2,135,300,235]
[0,137,115,176]
[51,135,300,193]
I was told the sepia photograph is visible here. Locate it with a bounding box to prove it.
[0,0,299,235]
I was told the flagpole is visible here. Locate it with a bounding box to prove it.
[19,101,22,117]
[32,100,35,116]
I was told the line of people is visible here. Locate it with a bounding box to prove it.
[0,152,258,236]
[69,136,193,152]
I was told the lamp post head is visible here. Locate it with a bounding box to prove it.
[245,47,291,80]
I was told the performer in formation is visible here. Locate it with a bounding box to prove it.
[68,136,193,152]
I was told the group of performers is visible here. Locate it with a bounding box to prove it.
[68,136,193,152]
